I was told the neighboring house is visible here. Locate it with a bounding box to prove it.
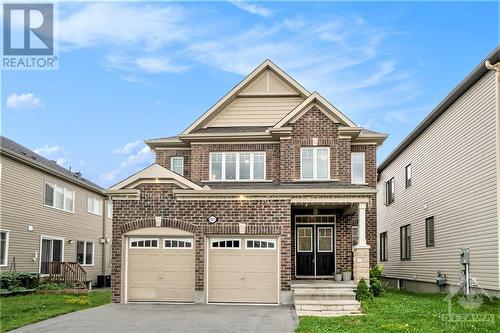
[377,47,500,297]
[0,136,112,284]
[108,59,387,309]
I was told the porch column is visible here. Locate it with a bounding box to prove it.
[353,202,370,284]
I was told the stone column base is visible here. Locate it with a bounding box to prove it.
[353,245,370,285]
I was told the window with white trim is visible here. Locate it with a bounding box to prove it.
[300,147,330,180]
[164,238,193,249]
[129,238,159,248]
[76,241,94,266]
[0,231,9,267]
[297,228,312,252]
[246,239,276,249]
[380,232,388,261]
[87,196,102,215]
[210,239,240,249]
[405,164,412,188]
[209,152,265,181]
[107,201,112,219]
[171,157,184,176]
[44,181,74,213]
[351,152,365,184]
[352,226,359,247]
[318,227,333,252]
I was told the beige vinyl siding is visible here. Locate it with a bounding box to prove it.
[208,97,303,127]
[0,156,107,282]
[377,70,499,291]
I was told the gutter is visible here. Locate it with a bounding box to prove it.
[173,188,377,196]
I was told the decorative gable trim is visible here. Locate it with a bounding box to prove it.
[181,60,309,134]
[108,163,204,191]
[273,92,357,128]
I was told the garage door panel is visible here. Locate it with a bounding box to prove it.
[208,237,279,304]
[127,236,195,302]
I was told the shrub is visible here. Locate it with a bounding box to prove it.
[356,278,372,301]
[369,264,386,297]
[0,272,39,291]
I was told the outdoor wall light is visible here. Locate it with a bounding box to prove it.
[68,240,74,244]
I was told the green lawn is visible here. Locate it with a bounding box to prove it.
[296,290,499,333]
[0,289,111,332]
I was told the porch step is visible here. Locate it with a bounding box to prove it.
[291,281,361,317]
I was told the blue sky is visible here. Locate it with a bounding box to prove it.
[2,1,498,188]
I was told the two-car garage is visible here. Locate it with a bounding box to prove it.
[124,230,279,304]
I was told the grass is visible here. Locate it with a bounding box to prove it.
[0,289,111,332]
[296,290,499,333]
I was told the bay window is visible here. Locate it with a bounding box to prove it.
[300,147,330,180]
[209,152,266,181]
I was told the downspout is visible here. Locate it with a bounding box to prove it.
[485,60,500,291]
[102,197,107,275]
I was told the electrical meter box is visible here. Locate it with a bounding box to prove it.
[460,248,470,264]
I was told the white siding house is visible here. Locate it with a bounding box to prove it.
[377,47,500,296]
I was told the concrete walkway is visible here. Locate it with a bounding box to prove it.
[12,303,298,333]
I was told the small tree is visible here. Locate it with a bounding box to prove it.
[369,264,386,297]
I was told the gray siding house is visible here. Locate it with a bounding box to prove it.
[0,136,112,284]
[377,47,500,297]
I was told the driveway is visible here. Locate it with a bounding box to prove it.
[12,303,298,333]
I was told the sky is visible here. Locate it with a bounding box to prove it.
[1,1,498,188]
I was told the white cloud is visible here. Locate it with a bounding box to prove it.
[59,3,188,50]
[112,140,143,155]
[6,93,42,110]
[229,1,273,18]
[33,145,70,168]
[105,55,189,74]
[100,142,154,185]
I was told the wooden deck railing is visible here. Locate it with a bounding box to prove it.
[48,262,87,289]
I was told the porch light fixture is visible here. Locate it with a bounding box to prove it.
[68,240,74,244]
[207,216,218,224]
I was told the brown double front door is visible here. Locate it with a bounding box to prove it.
[296,224,335,276]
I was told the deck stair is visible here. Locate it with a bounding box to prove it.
[291,280,361,317]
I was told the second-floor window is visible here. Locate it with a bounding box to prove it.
[171,156,184,176]
[351,152,365,184]
[405,164,412,188]
[44,181,74,213]
[300,147,330,180]
[87,196,102,215]
[385,177,395,205]
[209,152,265,181]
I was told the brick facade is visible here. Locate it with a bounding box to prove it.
[113,104,379,303]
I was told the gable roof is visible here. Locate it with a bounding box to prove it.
[273,92,357,128]
[182,59,310,134]
[108,163,204,190]
[378,46,500,173]
[0,136,104,194]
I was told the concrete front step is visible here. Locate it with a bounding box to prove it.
[293,288,356,294]
[296,310,363,317]
[294,299,360,306]
[291,283,356,289]
[294,291,356,301]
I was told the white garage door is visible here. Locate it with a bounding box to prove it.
[127,237,195,302]
[208,237,279,304]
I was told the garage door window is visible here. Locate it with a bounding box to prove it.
[164,239,193,249]
[129,238,159,249]
[246,239,276,249]
[211,239,240,249]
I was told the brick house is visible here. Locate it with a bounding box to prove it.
[108,60,387,308]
